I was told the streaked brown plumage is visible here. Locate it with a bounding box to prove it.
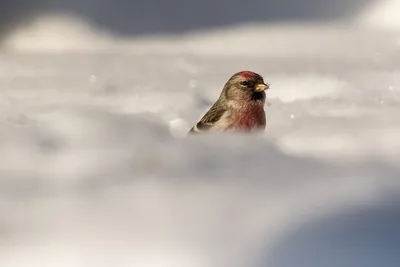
[189,71,270,134]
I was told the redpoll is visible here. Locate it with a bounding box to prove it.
[189,71,270,134]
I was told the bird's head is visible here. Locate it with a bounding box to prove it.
[222,71,270,103]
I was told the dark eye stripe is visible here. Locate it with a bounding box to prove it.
[241,81,256,88]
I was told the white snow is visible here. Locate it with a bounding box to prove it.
[1,14,400,267]
[358,0,400,29]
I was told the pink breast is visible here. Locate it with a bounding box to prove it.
[231,105,266,132]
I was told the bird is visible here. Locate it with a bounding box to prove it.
[189,71,270,134]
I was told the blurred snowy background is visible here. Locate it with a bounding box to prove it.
[1,1,400,267]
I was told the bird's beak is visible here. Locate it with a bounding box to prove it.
[255,83,270,92]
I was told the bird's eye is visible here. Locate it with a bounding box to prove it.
[241,81,249,86]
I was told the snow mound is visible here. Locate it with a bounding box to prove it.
[3,14,116,52]
[357,0,400,29]
[1,108,399,267]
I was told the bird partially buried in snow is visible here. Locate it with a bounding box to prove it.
[189,71,270,134]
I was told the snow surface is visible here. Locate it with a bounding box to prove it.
[358,0,400,29]
[1,15,400,267]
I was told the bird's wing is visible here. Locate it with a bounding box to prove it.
[189,102,228,134]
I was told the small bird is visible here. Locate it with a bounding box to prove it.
[189,71,270,134]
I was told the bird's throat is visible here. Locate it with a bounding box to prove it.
[251,91,265,101]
